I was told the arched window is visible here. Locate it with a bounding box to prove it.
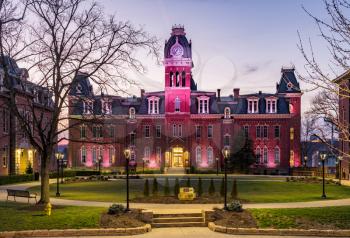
[92,147,97,164]
[129,107,135,119]
[144,146,150,161]
[274,147,280,164]
[182,71,186,87]
[196,146,202,164]
[176,72,180,87]
[224,107,231,119]
[263,146,268,164]
[207,147,213,165]
[81,146,87,163]
[175,97,181,112]
[109,146,115,165]
[255,146,261,163]
[170,72,173,87]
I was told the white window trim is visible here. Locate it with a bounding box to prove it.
[207,146,213,165]
[197,96,210,114]
[156,125,161,138]
[274,146,280,164]
[144,146,151,160]
[83,100,94,114]
[263,146,268,164]
[266,97,277,113]
[247,97,259,114]
[81,146,87,164]
[175,97,181,112]
[144,125,151,138]
[109,146,115,164]
[101,99,112,115]
[196,146,202,164]
[148,96,160,114]
[129,107,136,119]
[224,107,231,119]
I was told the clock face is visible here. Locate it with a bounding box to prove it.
[171,44,184,57]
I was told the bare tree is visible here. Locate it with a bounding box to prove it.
[0,0,159,204]
[301,113,317,166]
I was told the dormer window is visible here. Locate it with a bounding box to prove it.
[129,107,135,119]
[175,97,181,112]
[148,96,159,114]
[266,98,277,113]
[102,99,112,115]
[247,98,259,113]
[83,100,94,114]
[224,107,231,119]
[198,96,209,114]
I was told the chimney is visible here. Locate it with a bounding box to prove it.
[233,88,240,98]
[140,89,145,97]
[217,89,221,101]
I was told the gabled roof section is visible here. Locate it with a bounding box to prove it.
[276,67,301,93]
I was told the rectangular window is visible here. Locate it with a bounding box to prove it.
[156,147,161,162]
[144,125,150,138]
[196,126,201,138]
[108,127,115,138]
[173,124,177,137]
[224,135,230,146]
[92,147,97,164]
[178,125,182,137]
[80,125,86,139]
[243,126,249,138]
[81,146,86,163]
[92,126,97,138]
[2,145,8,167]
[263,147,268,164]
[256,126,261,138]
[255,148,261,163]
[156,125,161,138]
[274,126,280,138]
[3,109,9,134]
[208,125,213,138]
[130,132,136,146]
[266,99,277,113]
[109,147,115,164]
[263,126,268,138]
[248,100,259,113]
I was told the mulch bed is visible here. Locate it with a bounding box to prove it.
[131,195,247,204]
[100,209,145,228]
[211,209,258,228]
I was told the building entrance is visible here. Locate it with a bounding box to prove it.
[172,147,183,167]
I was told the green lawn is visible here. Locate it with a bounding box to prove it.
[251,206,350,229]
[0,202,104,232]
[29,177,350,203]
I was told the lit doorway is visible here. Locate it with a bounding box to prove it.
[172,147,183,167]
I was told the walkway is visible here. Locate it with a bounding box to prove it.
[2,181,350,213]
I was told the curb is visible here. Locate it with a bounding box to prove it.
[0,224,151,238]
[208,222,350,237]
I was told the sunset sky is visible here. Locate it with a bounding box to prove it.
[103,0,333,115]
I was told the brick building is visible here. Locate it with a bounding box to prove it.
[68,26,301,174]
[0,56,54,176]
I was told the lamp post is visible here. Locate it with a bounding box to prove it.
[216,157,219,176]
[59,153,64,184]
[55,152,63,197]
[320,153,327,199]
[338,155,343,185]
[124,148,131,211]
[304,156,308,168]
[98,155,102,175]
[142,158,145,174]
[221,147,230,210]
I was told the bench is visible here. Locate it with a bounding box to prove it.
[6,189,37,203]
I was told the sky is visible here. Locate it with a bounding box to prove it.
[102,0,331,114]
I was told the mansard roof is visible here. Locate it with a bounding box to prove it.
[276,67,301,93]
[164,26,192,59]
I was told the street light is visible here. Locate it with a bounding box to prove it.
[221,147,230,210]
[124,148,131,211]
[216,157,219,176]
[338,155,343,185]
[55,152,63,197]
[304,156,308,168]
[142,158,146,174]
[320,153,327,199]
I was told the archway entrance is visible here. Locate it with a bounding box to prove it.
[172,147,183,167]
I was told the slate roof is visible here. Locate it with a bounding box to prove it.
[276,68,301,93]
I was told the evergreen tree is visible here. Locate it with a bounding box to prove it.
[186,177,191,187]
[231,179,238,199]
[208,178,215,196]
[220,177,225,197]
[197,178,203,197]
[143,179,149,197]
[152,178,158,196]
[25,162,33,175]
[164,178,170,196]
[174,178,180,197]
[230,134,256,173]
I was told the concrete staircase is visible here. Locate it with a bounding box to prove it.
[152,213,205,228]
[165,167,186,174]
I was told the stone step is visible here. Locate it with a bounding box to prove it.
[165,167,186,175]
[153,217,203,223]
[152,222,206,228]
[153,213,202,218]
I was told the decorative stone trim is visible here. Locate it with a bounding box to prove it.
[0,224,151,238]
[208,222,350,237]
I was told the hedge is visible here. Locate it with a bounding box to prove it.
[0,174,34,185]
[49,170,100,178]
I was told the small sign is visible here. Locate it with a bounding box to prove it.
[178,187,196,200]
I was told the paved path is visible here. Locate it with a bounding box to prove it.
[2,181,350,212]
[37,227,326,238]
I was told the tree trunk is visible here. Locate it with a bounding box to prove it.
[38,154,50,204]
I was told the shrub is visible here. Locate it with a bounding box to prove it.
[164,178,170,196]
[231,179,238,199]
[286,177,290,182]
[208,178,215,196]
[227,200,243,212]
[49,170,76,178]
[143,179,149,197]
[25,163,33,175]
[174,178,180,197]
[108,204,125,215]
[220,178,225,197]
[186,177,191,187]
[0,174,34,185]
[152,178,158,196]
[197,178,203,197]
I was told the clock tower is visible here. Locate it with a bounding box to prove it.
[163,25,193,114]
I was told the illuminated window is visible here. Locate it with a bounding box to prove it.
[290,127,294,140]
[109,147,115,164]
[156,147,161,163]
